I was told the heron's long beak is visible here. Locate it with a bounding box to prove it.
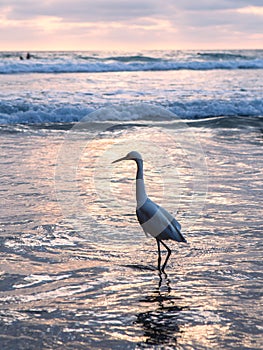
[112,156,128,164]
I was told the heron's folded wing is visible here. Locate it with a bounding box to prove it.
[136,198,158,226]
[158,206,181,231]
[153,205,185,241]
[158,206,186,241]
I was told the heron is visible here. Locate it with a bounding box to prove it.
[112,151,187,272]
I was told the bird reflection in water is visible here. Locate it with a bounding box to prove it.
[135,273,187,347]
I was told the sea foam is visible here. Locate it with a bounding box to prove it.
[0,99,262,125]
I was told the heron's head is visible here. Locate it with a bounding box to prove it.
[112,151,143,164]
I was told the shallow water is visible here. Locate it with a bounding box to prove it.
[0,120,262,349]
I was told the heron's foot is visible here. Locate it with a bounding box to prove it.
[158,271,171,292]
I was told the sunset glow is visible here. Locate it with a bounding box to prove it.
[0,1,262,50]
[237,6,263,15]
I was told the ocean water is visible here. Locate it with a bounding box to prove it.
[0,50,263,124]
[0,50,262,349]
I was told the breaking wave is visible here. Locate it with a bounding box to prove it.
[0,51,262,74]
[0,99,262,125]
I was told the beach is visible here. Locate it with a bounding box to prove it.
[0,50,262,349]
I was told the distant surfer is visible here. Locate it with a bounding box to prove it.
[26,52,31,59]
[19,56,24,60]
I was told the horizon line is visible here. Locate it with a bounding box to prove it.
[1,47,262,52]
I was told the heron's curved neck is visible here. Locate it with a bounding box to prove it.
[135,159,147,207]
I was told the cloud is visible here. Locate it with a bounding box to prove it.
[168,0,263,11]
[0,0,162,22]
[4,1,263,21]
[0,0,262,49]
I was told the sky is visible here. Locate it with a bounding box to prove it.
[0,0,262,51]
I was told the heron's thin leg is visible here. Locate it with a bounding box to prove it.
[156,239,162,271]
[160,240,171,272]
[158,273,163,288]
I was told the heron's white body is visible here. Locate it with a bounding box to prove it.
[136,179,147,207]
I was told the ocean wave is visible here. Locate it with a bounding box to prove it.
[104,55,161,62]
[169,99,263,119]
[0,57,262,74]
[0,101,95,124]
[196,52,251,60]
[0,99,262,125]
